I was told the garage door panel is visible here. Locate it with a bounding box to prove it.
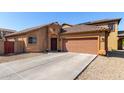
[62,38,98,54]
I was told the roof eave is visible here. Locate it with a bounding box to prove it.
[5,22,60,37]
[61,29,108,35]
[80,18,122,25]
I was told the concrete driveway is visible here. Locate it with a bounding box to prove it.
[0,52,96,80]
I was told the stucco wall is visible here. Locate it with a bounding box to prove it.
[37,27,47,52]
[6,27,47,53]
[107,22,118,51]
[88,21,119,51]
[6,24,61,53]
[48,31,60,51]
[0,40,4,55]
[98,31,106,55]
[14,41,24,54]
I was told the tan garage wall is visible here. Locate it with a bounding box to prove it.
[0,40,4,55]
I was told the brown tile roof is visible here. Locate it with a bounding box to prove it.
[62,24,109,34]
[0,28,16,32]
[79,18,122,25]
[5,22,59,37]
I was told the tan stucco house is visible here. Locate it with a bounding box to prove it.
[5,18,121,55]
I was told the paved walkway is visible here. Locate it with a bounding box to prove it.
[0,52,96,80]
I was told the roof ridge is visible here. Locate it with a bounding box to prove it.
[78,18,122,25]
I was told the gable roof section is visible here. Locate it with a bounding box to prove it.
[5,22,59,37]
[78,18,122,25]
[61,24,109,34]
[0,28,16,33]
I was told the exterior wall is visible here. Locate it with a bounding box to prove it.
[0,40,4,55]
[107,22,118,50]
[48,25,61,51]
[88,21,119,51]
[60,31,107,55]
[98,31,107,55]
[6,24,61,53]
[14,41,24,53]
[6,28,47,53]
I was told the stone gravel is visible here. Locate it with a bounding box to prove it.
[77,52,124,80]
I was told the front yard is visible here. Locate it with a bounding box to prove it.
[77,51,124,80]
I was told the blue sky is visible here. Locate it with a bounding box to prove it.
[0,12,124,31]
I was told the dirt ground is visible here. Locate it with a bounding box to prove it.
[0,53,42,63]
[77,51,124,80]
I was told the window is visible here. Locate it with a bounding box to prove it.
[28,36,37,44]
[108,23,115,31]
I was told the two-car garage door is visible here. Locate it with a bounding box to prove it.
[62,38,98,54]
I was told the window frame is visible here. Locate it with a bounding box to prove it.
[28,36,37,44]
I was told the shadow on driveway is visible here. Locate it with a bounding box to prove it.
[107,50,124,58]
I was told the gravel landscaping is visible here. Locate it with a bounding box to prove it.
[0,53,42,63]
[77,51,124,80]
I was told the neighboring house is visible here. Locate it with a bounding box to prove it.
[118,31,124,49]
[0,28,16,40]
[0,28,16,55]
[4,18,121,55]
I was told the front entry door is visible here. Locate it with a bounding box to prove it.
[51,38,57,51]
